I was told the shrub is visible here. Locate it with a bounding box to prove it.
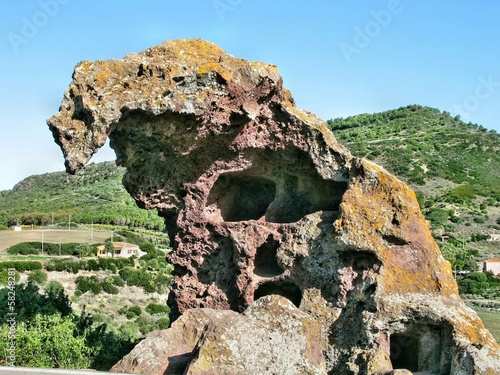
[28,270,47,285]
[0,261,42,272]
[7,242,40,255]
[45,280,64,295]
[99,257,134,272]
[145,303,170,316]
[110,275,125,287]
[426,208,449,227]
[458,279,489,295]
[101,281,118,295]
[136,316,155,335]
[119,322,140,341]
[87,259,99,271]
[0,314,94,369]
[445,184,476,203]
[75,276,103,295]
[128,306,142,317]
[156,317,170,330]
[119,267,154,292]
[0,270,20,285]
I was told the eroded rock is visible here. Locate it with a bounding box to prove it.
[112,295,325,375]
[48,38,500,374]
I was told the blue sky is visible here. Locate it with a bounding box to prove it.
[0,0,499,190]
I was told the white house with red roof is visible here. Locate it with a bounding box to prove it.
[483,258,500,276]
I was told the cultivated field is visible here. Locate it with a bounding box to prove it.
[478,311,500,343]
[0,229,111,252]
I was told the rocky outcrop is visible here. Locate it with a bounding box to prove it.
[111,295,325,375]
[48,39,500,374]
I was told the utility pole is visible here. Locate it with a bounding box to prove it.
[41,230,44,255]
[59,238,62,256]
[68,215,71,231]
[91,220,94,241]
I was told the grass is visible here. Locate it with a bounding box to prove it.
[0,229,110,252]
[477,311,500,343]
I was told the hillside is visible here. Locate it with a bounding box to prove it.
[0,162,164,231]
[1,106,498,247]
[328,105,500,244]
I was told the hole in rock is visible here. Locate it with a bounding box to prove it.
[390,333,419,372]
[266,174,347,223]
[207,174,276,222]
[254,281,302,307]
[207,170,348,223]
[254,236,283,277]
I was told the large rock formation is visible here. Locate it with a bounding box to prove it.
[48,39,500,374]
[112,295,326,375]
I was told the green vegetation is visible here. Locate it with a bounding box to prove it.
[329,105,498,196]
[0,281,72,321]
[7,241,96,256]
[0,260,42,272]
[145,302,170,316]
[328,105,500,194]
[44,256,134,273]
[0,243,173,369]
[0,161,165,231]
[28,269,48,285]
[329,104,499,249]
[0,314,95,369]
[457,271,500,296]
[0,282,136,370]
[477,311,500,343]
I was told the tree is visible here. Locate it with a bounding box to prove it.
[0,281,71,322]
[439,242,477,271]
[140,242,157,254]
[74,243,92,258]
[104,241,115,257]
[0,314,95,369]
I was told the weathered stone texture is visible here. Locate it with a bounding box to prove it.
[111,296,325,375]
[49,39,500,374]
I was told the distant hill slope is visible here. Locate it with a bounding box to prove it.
[0,162,164,230]
[328,105,499,239]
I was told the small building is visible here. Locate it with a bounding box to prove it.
[13,226,22,232]
[483,258,500,276]
[97,242,146,258]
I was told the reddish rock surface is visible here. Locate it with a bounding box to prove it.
[49,39,500,374]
